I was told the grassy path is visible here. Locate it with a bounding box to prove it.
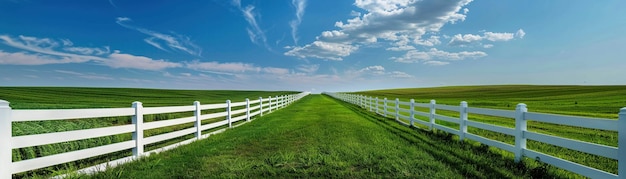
[88,95,558,178]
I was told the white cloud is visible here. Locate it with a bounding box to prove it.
[358,65,385,74]
[115,17,202,56]
[285,0,474,60]
[516,29,526,39]
[18,35,59,49]
[448,34,482,46]
[231,1,270,49]
[390,71,413,78]
[348,65,413,79]
[105,51,182,70]
[296,64,319,73]
[1,35,183,71]
[483,32,515,41]
[55,70,114,80]
[414,35,442,47]
[187,61,257,73]
[290,0,307,45]
[0,35,99,64]
[448,29,526,47]
[186,60,289,75]
[61,39,73,46]
[262,67,290,75]
[350,10,361,17]
[284,41,358,60]
[386,35,415,51]
[63,46,110,55]
[423,61,450,66]
[391,48,487,64]
[0,50,82,65]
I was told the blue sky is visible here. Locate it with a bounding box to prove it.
[1,0,625,92]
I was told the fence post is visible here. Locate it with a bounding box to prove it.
[268,96,272,113]
[259,97,263,116]
[514,103,528,162]
[362,95,365,108]
[0,100,12,178]
[395,98,400,121]
[410,99,415,127]
[429,100,436,130]
[194,101,201,139]
[369,96,373,111]
[246,98,250,121]
[226,100,232,128]
[132,101,144,157]
[460,101,468,142]
[376,97,379,114]
[384,98,388,117]
[618,107,626,178]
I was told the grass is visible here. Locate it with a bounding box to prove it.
[0,87,295,109]
[357,85,626,118]
[353,85,625,176]
[0,87,296,178]
[86,95,563,178]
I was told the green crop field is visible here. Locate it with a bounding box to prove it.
[356,85,626,118]
[84,95,562,178]
[353,85,626,176]
[0,87,296,109]
[0,87,296,178]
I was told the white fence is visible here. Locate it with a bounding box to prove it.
[0,92,310,178]
[324,92,625,179]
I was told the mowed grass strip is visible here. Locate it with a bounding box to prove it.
[87,95,557,178]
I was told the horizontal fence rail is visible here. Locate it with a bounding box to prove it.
[323,92,625,179]
[0,92,310,178]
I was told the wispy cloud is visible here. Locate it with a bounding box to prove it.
[231,0,270,50]
[115,17,202,56]
[296,64,319,73]
[290,0,307,45]
[391,48,487,65]
[105,51,182,70]
[448,29,525,47]
[0,35,182,71]
[186,60,288,75]
[346,65,413,79]
[108,0,118,8]
[55,70,114,80]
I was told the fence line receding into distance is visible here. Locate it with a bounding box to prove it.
[324,92,625,179]
[0,92,310,178]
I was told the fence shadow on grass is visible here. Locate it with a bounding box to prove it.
[327,95,563,179]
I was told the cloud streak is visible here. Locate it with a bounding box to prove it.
[115,17,202,56]
[448,29,525,47]
[231,1,270,50]
[391,48,487,65]
[0,35,181,71]
[290,0,307,45]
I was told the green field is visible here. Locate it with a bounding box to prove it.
[357,85,626,118]
[85,95,562,178]
[0,87,296,109]
[0,87,296,178]
[354,85,626,176]
[2,85,623,178]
